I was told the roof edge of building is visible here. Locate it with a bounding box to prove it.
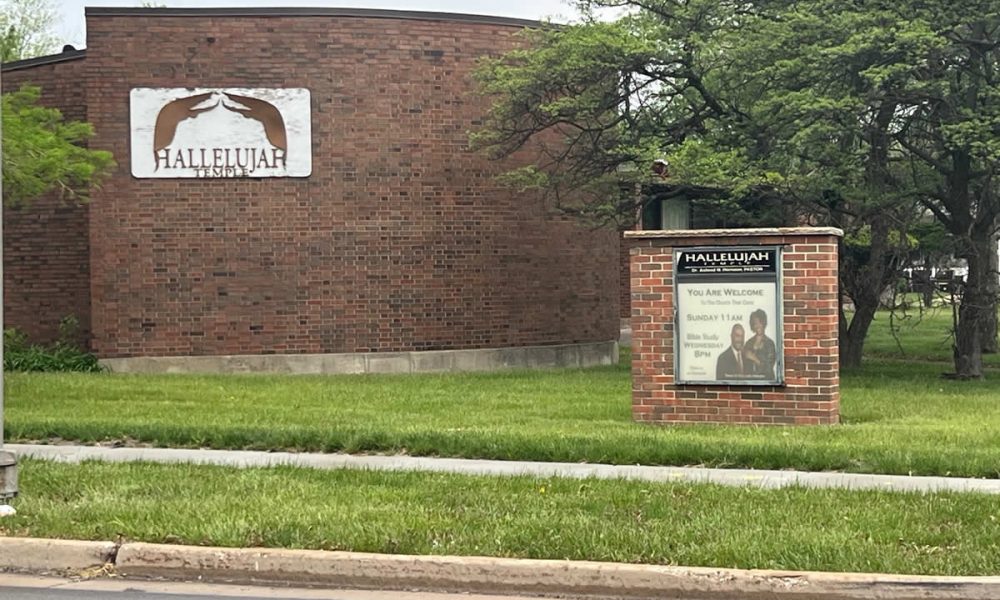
[84,6,552,29]
[1,49,87,73]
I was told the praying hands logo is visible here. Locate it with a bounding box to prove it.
[152,91,288,169]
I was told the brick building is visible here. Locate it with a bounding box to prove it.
[1,7,620,373]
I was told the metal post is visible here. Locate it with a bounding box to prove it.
[0,62,21,505]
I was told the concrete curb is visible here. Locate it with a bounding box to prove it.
[0,537,116,574]
[3,536,1000,598]
[110,541,1000,600]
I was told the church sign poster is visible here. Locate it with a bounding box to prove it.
[130,88,312,178]
[674,246,783,385]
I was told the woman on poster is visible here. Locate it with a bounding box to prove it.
[743,309,776,380]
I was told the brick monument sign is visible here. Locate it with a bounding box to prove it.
[626,227,843,425]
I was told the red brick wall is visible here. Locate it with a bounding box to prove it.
[1,55,92,347]
[628,228,840,425]
[620,233,632,320]
[84,11,619,358]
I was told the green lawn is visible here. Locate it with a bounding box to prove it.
[861,306,1000,366]
[5,311,1000,478]
[4,459,1000,576]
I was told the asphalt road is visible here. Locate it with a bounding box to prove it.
[0,575,547,600]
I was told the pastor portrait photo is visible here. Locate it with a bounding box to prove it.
[715,309,776,380]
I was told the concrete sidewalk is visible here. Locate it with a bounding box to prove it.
[8,443,1000,495]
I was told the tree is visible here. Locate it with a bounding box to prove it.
[475,0,999,376]
[0,0,59,62]
[885,3,1000,378]
[2,0,112,206]
[2,86,114,207]
[740,1,1000,373]
[475,0,917,368]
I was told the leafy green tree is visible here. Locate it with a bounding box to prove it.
[475,0,999,376]
[741,1,1000,365]
[885,3,1000,377]
[0,0,59,62]
[2,86,114,207]
[1,0,110,205]
[473,0,910,368]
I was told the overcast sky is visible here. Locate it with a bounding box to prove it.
[55,0,586,49]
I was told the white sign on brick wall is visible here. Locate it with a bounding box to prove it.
[130,88,311,178]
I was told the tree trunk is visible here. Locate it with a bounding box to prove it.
[838,213,898,369]
[840,299,878,368]
[954,237,993,378]
[980,232,998,354]
[837,100,902,370]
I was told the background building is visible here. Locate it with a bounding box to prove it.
[1,7,620,373]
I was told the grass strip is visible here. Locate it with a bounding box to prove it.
[6,356,1000,478]
[3,459,999,576]
[6,311,1000,478]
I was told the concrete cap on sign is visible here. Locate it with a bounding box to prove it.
[625,226,844,239]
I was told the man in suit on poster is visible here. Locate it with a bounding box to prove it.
[716,323,746,380]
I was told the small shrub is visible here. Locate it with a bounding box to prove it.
[56,315,84,348]
[4,328,28,353]
[4,321,104,373]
